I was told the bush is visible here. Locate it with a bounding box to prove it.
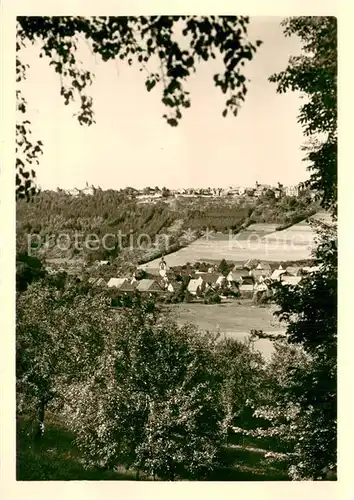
[204,293,221,304]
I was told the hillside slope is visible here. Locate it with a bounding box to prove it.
[17,189,319,265]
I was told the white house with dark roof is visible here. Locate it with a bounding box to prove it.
[187,277,205,296]
[243,258,260,270]
[251,268,272,282]
[302,265,321,274]
[280,275,302,286]
[227,270,247,285]
[166,280,183,293]
[256,261,272,271]
[192,272,225,288]
[271,268,287,281]
[239,276,255,296]
[285,266,301,276]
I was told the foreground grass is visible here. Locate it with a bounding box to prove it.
[17,413,289,481]
[17,414,143,481]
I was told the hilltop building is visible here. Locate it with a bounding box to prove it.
[285,185,300,197]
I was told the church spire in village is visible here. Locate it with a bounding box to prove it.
[159,255,167,277]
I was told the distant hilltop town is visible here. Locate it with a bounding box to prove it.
[64,181,314,200]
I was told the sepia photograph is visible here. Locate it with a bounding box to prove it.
[12,13,337,484]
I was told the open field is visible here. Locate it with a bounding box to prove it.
[264,220,316,246]
[139,220,317,268]
[169,301,284,360]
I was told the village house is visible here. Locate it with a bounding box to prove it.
[250,270,269,283]
[45,266,57,275]
[254,182,272,198]
[271,265,287,281]
[117,281,137,294]
[136,279,164,294]
[232,263,244,271]
[238,276,255,297]
[82,184,95,196]
[249,262,272,283]
[130,275,138,284]
[243,258,260,270]
[107,277,129,288]
[285,185,300,197]
[95,260,110,267]
[187,277,206,296]
[88,277,106,287]
[191,272,225,290]
[136,193,163,200]
[66,187,81,197]
[226,270,247,286]
[285,266,301,276]
[254,189,263,198]
[255,261,272,271]
[225,186,240,197]
[158,273,180,291]
[157,275,168,290]
[251,269,272,283]
[166,280,183,293]
[302,265,321,274]
[280,275,302,286]
[254,281,269,293]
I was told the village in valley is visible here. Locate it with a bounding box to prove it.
[34,178,321,310]
[86,255,317,306]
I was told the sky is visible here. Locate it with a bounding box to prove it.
[20,16,308,191]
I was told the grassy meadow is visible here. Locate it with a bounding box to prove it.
[170,300,283,360]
